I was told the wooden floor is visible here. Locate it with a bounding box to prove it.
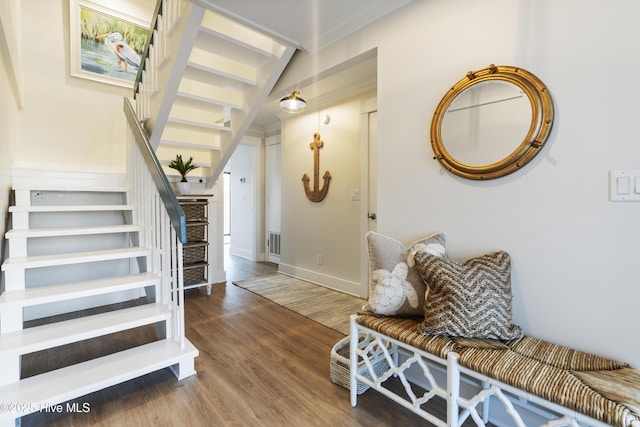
[21,248,448,426]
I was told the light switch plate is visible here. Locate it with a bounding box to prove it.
[610,170,640,201]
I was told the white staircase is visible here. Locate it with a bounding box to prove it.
[0,176,198,426]
[135,0,295,187]
[0,0,296,424]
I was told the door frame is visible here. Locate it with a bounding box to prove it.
[264,134,282,264]
[359,97,377,298]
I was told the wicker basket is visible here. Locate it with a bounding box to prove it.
[183,264,207,284]
[183,243,207,264]
[186,223,207,242]
[181,202,207,221]
[330,334,390,395]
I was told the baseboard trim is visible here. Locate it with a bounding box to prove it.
[278,263,365,297]
[228,246,252,260]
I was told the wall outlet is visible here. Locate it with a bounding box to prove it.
[316,254,323,265]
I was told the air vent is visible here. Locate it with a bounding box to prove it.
[269,232,281,256]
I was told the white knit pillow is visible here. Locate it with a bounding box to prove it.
[363,231,447,317]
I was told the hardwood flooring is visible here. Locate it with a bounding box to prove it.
[20,248,449,426]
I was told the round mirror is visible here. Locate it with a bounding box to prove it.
[431,65,553,180]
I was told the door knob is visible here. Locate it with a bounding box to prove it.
[368,212,377,220]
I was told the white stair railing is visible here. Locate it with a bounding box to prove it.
[124,97,187,348]
[134,0,185,124]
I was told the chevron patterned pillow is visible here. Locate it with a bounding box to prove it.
[415,250,522,340]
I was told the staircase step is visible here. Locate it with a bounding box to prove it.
[179,70,245,105]
[159,140,220,151]
[0,339,198,422]
[194,28,272,66]
[6,224,142,239]
[176,83,243,110]
[185,62,254,92]
[169,104,227,128]
[199,10,276,62]
[0,273,159,309]
[167,116,231,133]
[14,185,127,194]
[160,123,225,146]
[1,247,151,271]
[9,205,134,213]
[0,304,171,356]
[187,47,256,85]
[174,93,234,114]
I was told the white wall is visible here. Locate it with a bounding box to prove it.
[0,63,14,257]
[0,0,20,290]
[274,0,640,368]
[0,0,21,106]
[15,0,153,173]
[280,100,363,294]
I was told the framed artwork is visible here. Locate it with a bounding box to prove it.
[70,0,150,88]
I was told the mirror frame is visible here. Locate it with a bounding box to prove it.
[430,64,554,180]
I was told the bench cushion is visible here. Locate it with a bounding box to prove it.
[355,313,640,427]
[355,313,457,359]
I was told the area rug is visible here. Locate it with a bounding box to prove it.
[233,273,365,335]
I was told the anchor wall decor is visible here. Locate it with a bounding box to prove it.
[302,132,332,202]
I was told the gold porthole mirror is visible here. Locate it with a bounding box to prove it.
[430,64,554,180]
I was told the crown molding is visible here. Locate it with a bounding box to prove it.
[301,0,413,54]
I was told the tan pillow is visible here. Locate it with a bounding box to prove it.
[364,231,447,317]
[415,250,522,340]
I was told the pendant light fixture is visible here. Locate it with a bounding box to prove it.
[280,90,306,113]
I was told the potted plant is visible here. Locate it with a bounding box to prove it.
[169,154,199,194]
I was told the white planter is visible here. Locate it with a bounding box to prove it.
[177,181,191,195]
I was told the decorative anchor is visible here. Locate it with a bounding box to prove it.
[302,132,332,202]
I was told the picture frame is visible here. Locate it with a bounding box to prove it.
[70,0,150,88]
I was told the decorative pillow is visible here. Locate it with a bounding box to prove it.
[414,250,522,340]
[364,231,447,317]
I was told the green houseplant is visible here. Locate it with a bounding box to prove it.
[169,154,199,194]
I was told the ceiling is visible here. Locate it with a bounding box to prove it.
[200,0,413,52]
[198,0,414,128]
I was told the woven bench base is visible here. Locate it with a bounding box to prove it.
[351,313,640,427]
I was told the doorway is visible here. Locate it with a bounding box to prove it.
[265,135,281,264]
[223,171,231,245]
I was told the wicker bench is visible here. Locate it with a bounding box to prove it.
[350,313,640,427]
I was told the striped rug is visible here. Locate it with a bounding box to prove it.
[233,273,365,335]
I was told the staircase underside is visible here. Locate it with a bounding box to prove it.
[136,1,296,188]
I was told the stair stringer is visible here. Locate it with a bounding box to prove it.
[146,2,207,150]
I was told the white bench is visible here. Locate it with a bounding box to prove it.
[350,314,640,427]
